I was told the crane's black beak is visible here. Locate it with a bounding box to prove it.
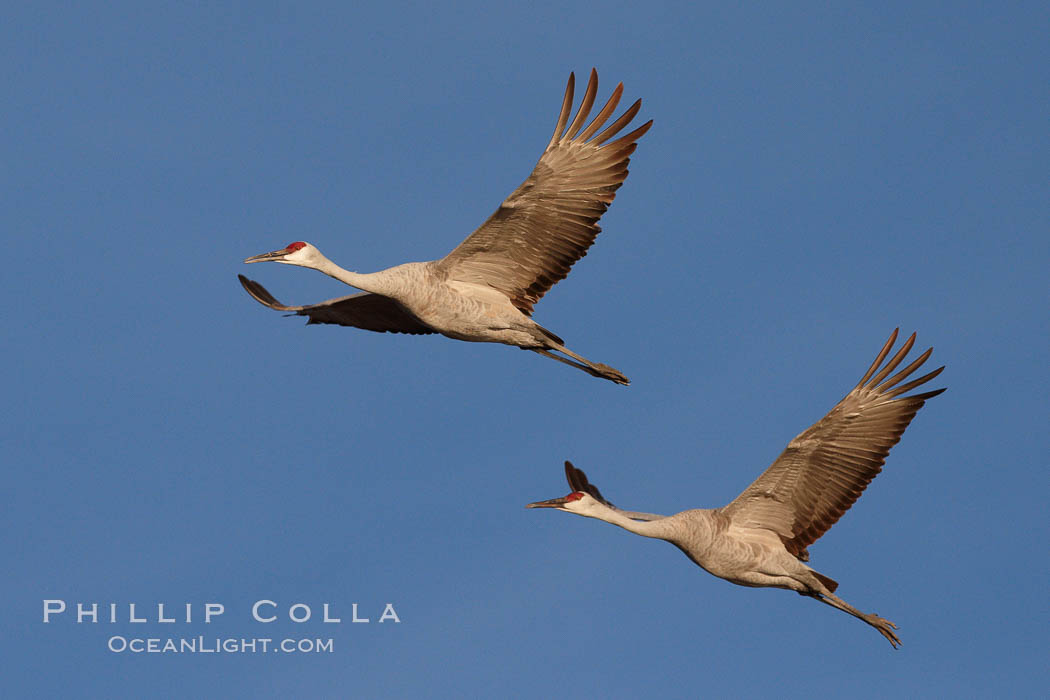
[526,496,569,509]
[244,248,290,264]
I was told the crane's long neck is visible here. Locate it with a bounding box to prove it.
[310,256,398,297]
[584,503,675,541]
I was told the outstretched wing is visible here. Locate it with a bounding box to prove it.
[564,461,664,522]
[435,69,652,315]
[720,329,945,561]
[238,275,434,335]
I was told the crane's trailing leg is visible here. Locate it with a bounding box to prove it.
[529,348,630,385]
[808,589,901,648]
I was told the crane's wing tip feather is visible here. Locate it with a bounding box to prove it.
[917,385,947,400]
[563,460,580,489]
[865,332,949,399]
[609,118,653,148]
[563,68,600,140]
[238,275,291,311]
[562,460,615,506]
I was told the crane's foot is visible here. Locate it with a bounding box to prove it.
[591,363,630,385]
[867,614,901,649]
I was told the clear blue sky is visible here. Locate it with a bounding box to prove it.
[3,2,1047,697]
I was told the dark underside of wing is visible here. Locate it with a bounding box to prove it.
[562,460,664,522]
[564,460,616,507]
[238,274,435,335]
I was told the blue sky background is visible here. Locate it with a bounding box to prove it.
[3,2,1047,697]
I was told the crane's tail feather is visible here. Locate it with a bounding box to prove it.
[811,570,839,593]
[533,322,564,346]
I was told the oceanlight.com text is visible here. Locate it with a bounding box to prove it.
[107,636,334,654]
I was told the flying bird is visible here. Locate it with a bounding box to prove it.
[239,69,651,384]
[528,329,945,647]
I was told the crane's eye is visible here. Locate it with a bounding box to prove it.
[566,492,585,502]
[286,241,307,252]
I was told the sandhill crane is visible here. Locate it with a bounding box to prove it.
[528,329,945,648]
[238,69,650,384]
